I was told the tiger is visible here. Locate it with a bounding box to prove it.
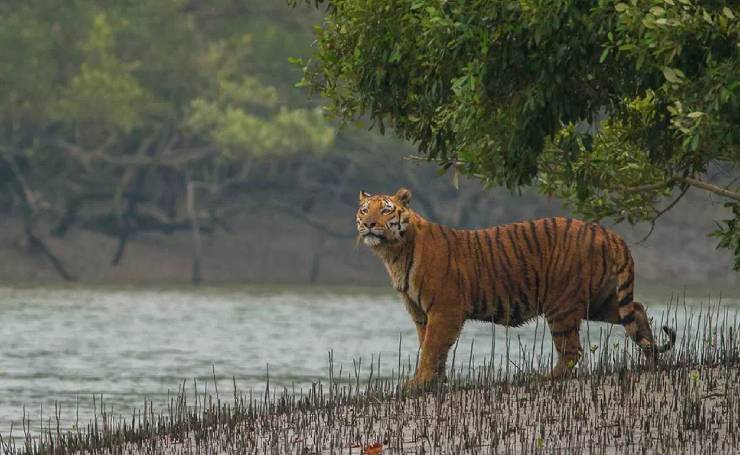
[356,188,676,387]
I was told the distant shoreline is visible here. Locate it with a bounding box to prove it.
[1,205,736,288]
[1,281,738,302]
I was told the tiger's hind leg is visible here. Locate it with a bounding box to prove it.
[590,293,673,367]
[633,302,659,366]
[615,266,663,365]
[547,317,582,378]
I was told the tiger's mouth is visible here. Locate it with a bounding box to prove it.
[362,232,387,247]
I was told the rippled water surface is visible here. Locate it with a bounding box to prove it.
[0,284,738,437]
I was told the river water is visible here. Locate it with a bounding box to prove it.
[0,284,737,438]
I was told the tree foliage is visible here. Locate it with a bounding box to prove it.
[298,0,740,268]
[0,1,334,278]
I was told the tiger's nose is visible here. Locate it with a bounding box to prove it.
[364,221,376,228]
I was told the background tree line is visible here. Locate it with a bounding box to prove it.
[0,1,335,281]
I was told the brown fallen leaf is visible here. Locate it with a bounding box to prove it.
[363,442,383,455]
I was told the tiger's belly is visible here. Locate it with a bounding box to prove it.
[468,295,540,327]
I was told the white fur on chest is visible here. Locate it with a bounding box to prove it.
[384,260,419,296]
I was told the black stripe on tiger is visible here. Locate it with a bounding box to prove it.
[615,239,631,274]
[509,298,524,326]
[438,224,452,275]
[493,296,505,324]
[618,293,633,307]
[494,228,516,296]
[620,312,636,325]
[543,217,555,248]
[618,276,634,292]
[401,240,415,292]
[480,230,499,317]
[506,227,532,293]
[508,228,534,315]
[484,229,510,300]
[466,231,486,314]
[586,225,597,298]
[416,278,425,310]
[528,220,543,256]
[551,326,578,338]
[518,223,534,255]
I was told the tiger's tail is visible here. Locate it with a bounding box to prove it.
[610,235,676,356]
[655,326,677,353]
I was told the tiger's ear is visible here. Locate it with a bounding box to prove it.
[359,190,371,202]
[394,187,411,206]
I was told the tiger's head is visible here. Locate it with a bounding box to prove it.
[356,188,413,248]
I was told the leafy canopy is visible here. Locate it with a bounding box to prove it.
[297,0,740,268]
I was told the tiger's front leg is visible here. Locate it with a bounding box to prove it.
[406,307,465,389]
[401,294,428,346]
[414,322,426,345]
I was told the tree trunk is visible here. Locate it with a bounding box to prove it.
[4,155,76,281]
[186,179,203,285]
[308,231,326,284]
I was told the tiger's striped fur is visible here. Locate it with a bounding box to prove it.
[357,188,676,386]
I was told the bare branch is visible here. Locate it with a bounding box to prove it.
[611,175,740,203]
[635,185,690,245]
[676,176,740,203]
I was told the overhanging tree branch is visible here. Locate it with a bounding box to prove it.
[617,176,740,203]
[677,177,740,203]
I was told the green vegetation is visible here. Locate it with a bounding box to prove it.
[0,1,736,283]
[0,1,333,280]
[298,0,740,268]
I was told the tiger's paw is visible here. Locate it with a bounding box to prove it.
[402,374,444,394]
[402,378,424,393]
[547,360,578,380]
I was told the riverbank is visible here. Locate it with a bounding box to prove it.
[237,363,738,454]
[5,357,740,454]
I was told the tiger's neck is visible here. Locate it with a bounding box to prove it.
[375,212,426,292]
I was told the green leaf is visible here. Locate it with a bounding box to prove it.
[614,3,629,13]
[661,66,679,83]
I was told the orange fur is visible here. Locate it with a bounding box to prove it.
[357,188,676,386]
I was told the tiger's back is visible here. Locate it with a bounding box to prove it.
[436,218,627,327]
